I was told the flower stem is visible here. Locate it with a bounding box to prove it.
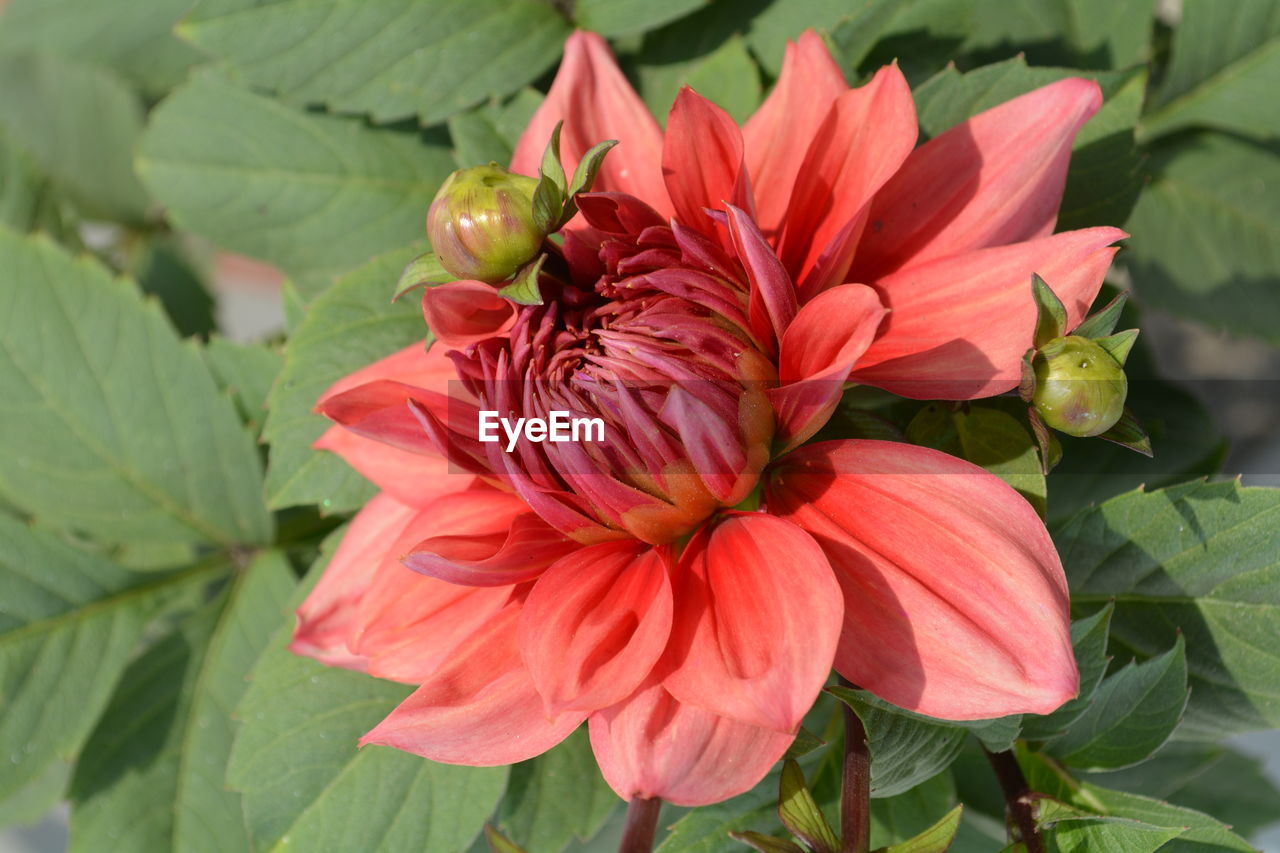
[840,689,871,853]
[984,749,1045,853]
[618,797,662,853]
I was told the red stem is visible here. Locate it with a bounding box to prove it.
[984,749,1045,853]
[618,797,662,853]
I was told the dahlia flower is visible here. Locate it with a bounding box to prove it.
[293,30,1123,806]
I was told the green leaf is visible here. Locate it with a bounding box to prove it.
[263,248,426,514]
[1037,798,1185,853]
[0,0,204,94]
[138,72,454,294]
[495,727,618,853]
[881,804,962,853]
[202,337,284,436]
[1087,741,1280,841]
[448,90,544,169]
[964,0,1156,70]
[868,772,958,851]
[742,0,860,75]
[1032,274,1068,348]
[1045,636,1187,770]
[179,0,570,126]
[0,229,273,547]
[1023,752,1256,853]
[133,240,217,341]
[682,36,763,125]
[0,131,64,236]
[1045,315,1226,525]
[0,516,226,816]
[1021,605,1114,740]
[499,254,547,305]
[912,58,1145,232]
[660,783,783,853]
[1141,0,1280,142]
[1056,480,1280,739]
[778,760,839,853]
[905,403,1047,517]
[731,832,805,853]
[828,688,967,798]
[392,251,454,302]
[228,534,508,852]
[0,52,149,223]
[68,552,295,853]
[1123,132,1280,342]
[575,0,708,38]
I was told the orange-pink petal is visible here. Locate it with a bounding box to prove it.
[290,492,418,670]
[743,31,849,237]
[361,604,587,765]
[588,682,796,806]
[768,283,885,450]
[663,513,841,732]
[421,280,516,348]
[766,440,1078,720]
[855,78,1103,279]
[520,542,673,714]
[663,87,753,242]
[510,31,670,215]
[853,227,1125,399]
[776,63,917,298]
[401,489,577,586]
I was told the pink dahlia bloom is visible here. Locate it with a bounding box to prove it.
[293,30,1121,806]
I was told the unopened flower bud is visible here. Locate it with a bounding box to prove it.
[1032,335,1127,437]
[427,165,544,283]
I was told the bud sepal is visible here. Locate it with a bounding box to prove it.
[1020,276,1149,470]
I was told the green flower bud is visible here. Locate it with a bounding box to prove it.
[1032,335,1128,437]
[427,165,544,284]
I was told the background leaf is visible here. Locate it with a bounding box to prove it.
[68,552,295,853]
[1123,133,1280,343]
[178,0,569,126]
[227,533,508,852]
[262,249,426,514]
[1044,636,1187,770]
[138,72,454,296]
[0,52,149,223]
[574,0,709,38]
[0,516,225,820]
[963,0,1156,70]
[495,728,619,853]
[0,229,272,547]
[1055,481,1280,739]
[1141,0,1280,142]
[0,0,204,95]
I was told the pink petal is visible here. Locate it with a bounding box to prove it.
[361,603,587,765]
[401,489,577,586]
[312,344,476,505]
[289,492,418,670]
[852,227,1125,399]
[320,380,458,456]
[317,342,455,401]
[421,280,516,348]
[313,426,473,508]
[767,284,885,450]
[743,31,848,237]
[663,88,753,240]
[766,440,1077,719]
[520,542,673,714]
[348,491,519,681]
[726,204,796,352]
[511,31,670,215]
[589,681,795,807]
[776,64,917,297]
[663,513,841,732]
[854,78,1103,279]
